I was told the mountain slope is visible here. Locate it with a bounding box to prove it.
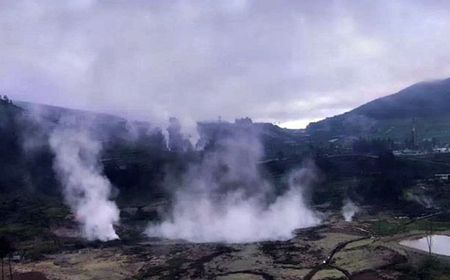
[353,78,450,119]
[307,78,450,141]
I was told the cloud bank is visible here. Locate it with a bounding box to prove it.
[2,1,450,127]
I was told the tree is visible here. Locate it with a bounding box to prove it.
[0,95,13,105]
[0,236,14,280]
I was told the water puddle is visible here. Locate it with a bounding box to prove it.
[400,235,450,256]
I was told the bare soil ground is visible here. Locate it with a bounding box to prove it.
[10,220,415,280]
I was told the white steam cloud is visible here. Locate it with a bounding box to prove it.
[146,127,320,243]
[406,193,434,209]
[49,124,120,241]
[342,199,359,222]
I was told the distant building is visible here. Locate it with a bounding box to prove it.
[433,147,450,153]
[435,174,450,180]
[235,117,253,125]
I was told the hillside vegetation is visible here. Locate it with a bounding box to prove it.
[307,78,450,141]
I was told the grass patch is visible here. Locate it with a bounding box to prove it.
[398,257,450,280]
[371,218,450,236]
[0,194,70,240]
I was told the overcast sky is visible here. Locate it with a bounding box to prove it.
[1,0,450,128]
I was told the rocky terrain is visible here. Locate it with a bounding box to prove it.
[6,209,449,280]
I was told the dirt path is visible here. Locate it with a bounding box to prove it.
[304,233,373,280]
[215,270,275,280]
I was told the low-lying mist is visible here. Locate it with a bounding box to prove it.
[146,125,320,243]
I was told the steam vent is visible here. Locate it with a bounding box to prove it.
[2,1,450,279]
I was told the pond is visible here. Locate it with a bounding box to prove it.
[400,235,450,256]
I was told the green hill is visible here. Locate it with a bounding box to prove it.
[307,78,450,142]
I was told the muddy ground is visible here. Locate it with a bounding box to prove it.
[7,218,422,280]
[3,202,449,280]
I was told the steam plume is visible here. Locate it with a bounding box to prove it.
[49,124,120,241]
[146,126,320,243]
[406,193,434,209]
[342,199,359,222]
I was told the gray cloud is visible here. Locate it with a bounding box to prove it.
[1,0,450,128]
